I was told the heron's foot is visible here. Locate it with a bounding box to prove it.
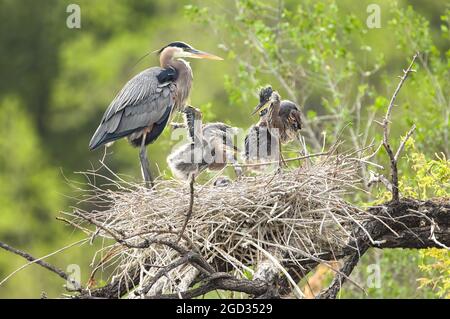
[139,157,154,189]
[144,177,154,189]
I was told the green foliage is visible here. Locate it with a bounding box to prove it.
[369,139,449,298]
[418,249,450,298]
[185,0,448,159]
[0,96,63,241]
[339,249,437,299]
[401,140,449,298]
[388,4,449,156]
[402,139,450,199]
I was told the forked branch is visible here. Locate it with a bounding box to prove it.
[381,52,419,201]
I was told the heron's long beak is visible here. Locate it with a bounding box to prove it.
[251,101,269,115]
[188,49,223,60]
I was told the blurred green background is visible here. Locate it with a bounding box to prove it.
[0,0,448,298]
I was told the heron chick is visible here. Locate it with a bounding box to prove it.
[167,106,242,181]
[88,42,223,188]
[245,86,302,169]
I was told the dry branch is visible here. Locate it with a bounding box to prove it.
[0,241,84,292]
[0,241,70,283]
[381,52,419,201]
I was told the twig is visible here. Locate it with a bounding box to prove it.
[394,124,416,161]
[140,255,191,295]
[382,52,419,201]
[316,247,368,299]
[0,240,75,288]
[235,151,329,167]
[177,174,195,242]
[367,171,393,191]
[56,216,92,235]
[75,211,189,252]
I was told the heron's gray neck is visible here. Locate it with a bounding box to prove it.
[184,107,203,143]
[191,117,203,146]
[169,59,193,110]
[269,100,280,119]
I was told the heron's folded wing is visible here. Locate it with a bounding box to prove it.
[280,100,302,131]
[89,67,176,150]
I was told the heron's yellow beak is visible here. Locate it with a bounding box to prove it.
[188,49,223,60]
[251,101,269,115]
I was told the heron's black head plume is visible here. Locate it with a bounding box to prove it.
[157,41,194,55]
[251,86,274,116]
[259,86,273,105]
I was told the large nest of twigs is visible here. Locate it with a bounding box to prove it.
[65,151,375,297]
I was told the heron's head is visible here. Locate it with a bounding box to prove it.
[182,105,203,120]
[182,105,202,136]
[252,86,277,115]
[157,42,223,61]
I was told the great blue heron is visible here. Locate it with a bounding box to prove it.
[168,105,241,240]
[88,42,223,187]
[244,86,302,168]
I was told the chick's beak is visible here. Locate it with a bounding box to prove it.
[251,101,269,115]
[188,49,223,60]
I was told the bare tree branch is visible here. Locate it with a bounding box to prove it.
[316,250,367,299]
[394,124,416,161]
[382,52,419,201]
[0,241,72,287]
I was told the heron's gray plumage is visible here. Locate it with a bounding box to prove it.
[244,123,277,163]
[168,107,241,181]
[278,100,302,142]
[89,58,194,150]
[89,67,180,150]
[244,88,303,166]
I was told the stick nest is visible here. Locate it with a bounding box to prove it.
[65,151,373,297]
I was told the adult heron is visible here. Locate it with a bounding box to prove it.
[88,42,223,187]
[245,86,302,168]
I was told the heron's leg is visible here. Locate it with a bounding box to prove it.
[296,133,306,167]
[139,132,154,189]
[232,163,243,179]
[278,139,287,169]
[225,148,243,178]
[177,174,195,242]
